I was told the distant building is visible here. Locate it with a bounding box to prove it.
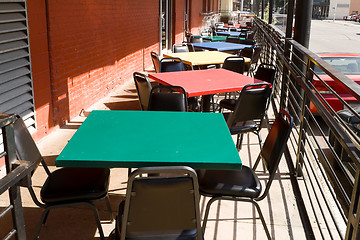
[349,0,360,14]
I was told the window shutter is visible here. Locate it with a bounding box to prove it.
[0,0,35,152]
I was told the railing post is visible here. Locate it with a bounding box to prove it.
[3,121,27,240]
[295,58,313,176]
[345,169,360,239]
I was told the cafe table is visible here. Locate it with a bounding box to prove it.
[56,110,241,170]
[202,35,227,42]
[148,68,267,112]
[163,51,250,69]
[163,51,249,68]
[192,42,252,52]
[216,31,244,37]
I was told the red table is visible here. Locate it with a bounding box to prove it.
[148,69,268,112]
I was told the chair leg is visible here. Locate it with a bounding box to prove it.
[236,134,244,149]
[202,196,221,234]
[265,114,271,131]
[252,155,262,171]
[33,208,51,239]
[87,203,106,240]
[105,196,114,222]
[251,200,271,240]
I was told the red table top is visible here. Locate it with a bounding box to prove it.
[148,69,267,97]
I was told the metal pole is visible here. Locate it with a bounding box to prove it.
[294,0,314,48]
[261,0,265,19]
[269,0,273,24]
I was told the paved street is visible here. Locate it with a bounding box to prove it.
[309,19,360,53]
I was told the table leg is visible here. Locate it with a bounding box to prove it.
[201,95,212,112]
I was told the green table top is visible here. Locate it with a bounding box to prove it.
[56,110,242,170]
[202,36,227,41]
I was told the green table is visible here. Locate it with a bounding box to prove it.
[56,110,241,170]
[202,36,227,42]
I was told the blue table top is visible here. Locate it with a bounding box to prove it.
[193,42,253,51]
[216,31,244,37]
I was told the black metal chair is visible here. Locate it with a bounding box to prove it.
[239,46,261,75]
[12,117,113,240]
[150,51,160,73]
[238,38,256,46]
[254,63,277,129]
[223,56,245,74]
[148,85,188,112]
[219,63,276,129]
[225,36,241,43]
[159,57,185,72]
[114,166,203,240]
[223,83,271,149]
[189,35,203,43]
[198,109,293,240]
[133,72,152,111]
[159,57,200,111]
[172,43,190,53]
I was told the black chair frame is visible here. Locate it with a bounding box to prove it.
[133,72,152,111]
[199,110,294,240]
[226,83,271,149]
[150,51,160,73]
[12,116,113,240]
[148,85,188,112]
[117,166,203,240]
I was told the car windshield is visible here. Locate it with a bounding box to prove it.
[314,57,360,75]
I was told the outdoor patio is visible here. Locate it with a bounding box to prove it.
[1,76,310,239]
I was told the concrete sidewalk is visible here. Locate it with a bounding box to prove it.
[0,78,307,240]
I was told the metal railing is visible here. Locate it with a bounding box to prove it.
[254,17,360,239]
[0,114,37,240]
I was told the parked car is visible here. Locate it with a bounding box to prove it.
[351,14,360,21]
[311,53,360,113]
[344,13,356,21]
[337,107,360,137]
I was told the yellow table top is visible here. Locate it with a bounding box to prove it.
[163,52,251,66]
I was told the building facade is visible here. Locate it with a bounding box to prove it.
[0,0,219,143]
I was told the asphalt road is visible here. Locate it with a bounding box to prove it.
[309,19,360,54]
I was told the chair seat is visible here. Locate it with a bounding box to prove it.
[41,167,110,204]
[230,120,258,134]
[197,167,261,199]
[219,98,236,111]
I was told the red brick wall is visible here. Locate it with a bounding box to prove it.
[27,1,159,140]
[27,0,53,141]
[174,0,186,44]
[26,0,210,141]
[189,0,205,35]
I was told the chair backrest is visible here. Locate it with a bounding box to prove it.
[239,47,254,59]
[246,31,255,40]
[150,51,160,73]
[227,83,271,128]
[239,39,256,46]
[119,166,202,240]
[148,85,188,112]
[13,117,43,168]
[258,109,293,200]
[254,63,277,84]
[223,56,245,74]
[172,43,189,53]
[189,35,203,43]
[133,72,152,111]
[251,46,262,64]
[187,42,195,52]
[159,57,185,72]
[225,36,240,43]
